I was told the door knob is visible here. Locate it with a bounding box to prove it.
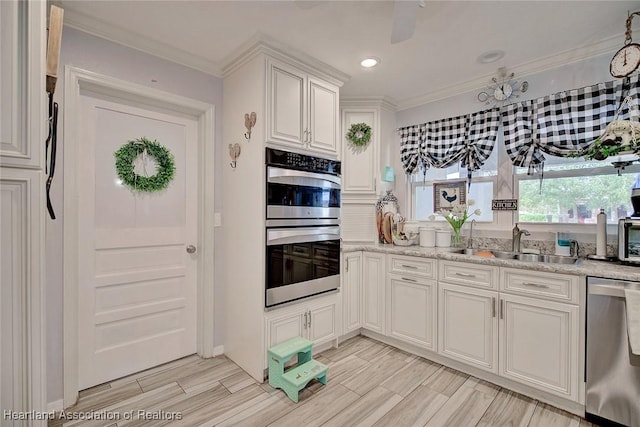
[186,245,197,254]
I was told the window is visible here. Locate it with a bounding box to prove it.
[516,155,640,224]
[409,136,640,227]
[411,147,498,222]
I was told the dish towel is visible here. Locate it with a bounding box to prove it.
[625,285,640,355]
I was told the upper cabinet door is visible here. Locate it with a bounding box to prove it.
[308,77,338,155]
[0,0,46,169]
[341,109,377,195]
[267,59,340,158]
[268,60,306,147]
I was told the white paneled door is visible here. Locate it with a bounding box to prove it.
[77,93,198,390]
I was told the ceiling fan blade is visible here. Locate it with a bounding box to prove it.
[390,0,418,44]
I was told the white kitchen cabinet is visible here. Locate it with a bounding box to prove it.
[1,0,45,169]
[388,274,437,350]
[267,59,339,157]
[223,40,346,381]
[308,303,336,343]
[438,282,498,373]
[435,258,581,403]
[499,293,580,401]
[0,0,46,420]
[342,251,363,335]
[438,260,498,290]
[500,267,579,304]
[265,295,338,354]
[341,108,377,195]
[340,98,396,198]
[363,252,386,333]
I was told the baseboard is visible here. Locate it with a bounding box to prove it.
[47,399,63,413]
[338,328,362,344]
[213,345,224,357]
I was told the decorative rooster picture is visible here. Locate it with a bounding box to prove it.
[441,190,457,204]
[434,180,467,212]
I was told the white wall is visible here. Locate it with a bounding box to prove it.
[394,53,613,219]
[46,27,224,403]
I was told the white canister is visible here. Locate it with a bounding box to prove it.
[436,229,451,247]
[419,227,436,247]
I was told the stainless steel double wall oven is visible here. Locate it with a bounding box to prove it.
[265,148,341,308]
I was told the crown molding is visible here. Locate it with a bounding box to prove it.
[396,34,623,111]
[60,5,222,77]
[340,95,397,112]
[221,32,350,86]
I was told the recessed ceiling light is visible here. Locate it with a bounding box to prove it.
[360,57,380,68]
[477,50,505,64]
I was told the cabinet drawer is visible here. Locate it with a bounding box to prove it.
[388,255,436,279]
[438,261,498,290]
[500,268,579,304]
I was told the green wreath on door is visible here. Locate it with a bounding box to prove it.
[114,137,175,192]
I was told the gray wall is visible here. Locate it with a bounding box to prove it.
[46,27,225,403]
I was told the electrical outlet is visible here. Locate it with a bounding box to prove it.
[214,212,222,227]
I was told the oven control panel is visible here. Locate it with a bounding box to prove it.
[266,148,341,176]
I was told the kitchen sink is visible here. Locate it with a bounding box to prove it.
[452,248,578,264]
[456,248,517,259]
[515,253,578,264]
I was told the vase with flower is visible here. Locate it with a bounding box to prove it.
[429,201,481,248]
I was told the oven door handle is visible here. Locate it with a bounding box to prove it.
[267,227,340,246]
[267,167,341,188]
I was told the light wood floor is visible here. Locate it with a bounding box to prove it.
[50,336,598,427]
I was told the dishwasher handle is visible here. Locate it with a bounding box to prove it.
[588,281,637,298]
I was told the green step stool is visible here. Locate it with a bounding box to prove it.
[268,336,328,403]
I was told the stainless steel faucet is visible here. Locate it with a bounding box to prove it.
[512,223,531,253]
[467,219,476,249]
[570,239,580,258]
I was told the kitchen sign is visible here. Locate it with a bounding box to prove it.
[492,199,518,211]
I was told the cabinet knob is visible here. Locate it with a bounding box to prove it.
[186,245,197,254]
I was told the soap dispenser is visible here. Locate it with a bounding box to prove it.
[555,232,571,256]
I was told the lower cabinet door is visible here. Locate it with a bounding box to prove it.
[342,252,362,334]
[363,252,386,334]
[388,275,437,350]
[308,303,336,344]
[499,294,579,401]
[438,282,498,373]
[266,311,305,350]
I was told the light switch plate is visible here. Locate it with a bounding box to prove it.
[214,212,222,227]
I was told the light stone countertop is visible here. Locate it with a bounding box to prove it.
[343,243,640,282]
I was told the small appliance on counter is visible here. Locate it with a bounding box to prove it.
[618,218,640,263]
[618,175,640,264]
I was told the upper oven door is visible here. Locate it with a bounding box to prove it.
[267,166,341,219]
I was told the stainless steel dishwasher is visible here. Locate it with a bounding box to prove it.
[586,277,640,427]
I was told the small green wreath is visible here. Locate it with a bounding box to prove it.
[114,137,175,192]
[346,122,372,147]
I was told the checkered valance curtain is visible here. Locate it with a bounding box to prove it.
[502,75,640,173]
[399,108,500,183]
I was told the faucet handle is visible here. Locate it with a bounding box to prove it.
[570,240,580,257]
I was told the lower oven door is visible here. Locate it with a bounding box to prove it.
[266,226,340,308]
